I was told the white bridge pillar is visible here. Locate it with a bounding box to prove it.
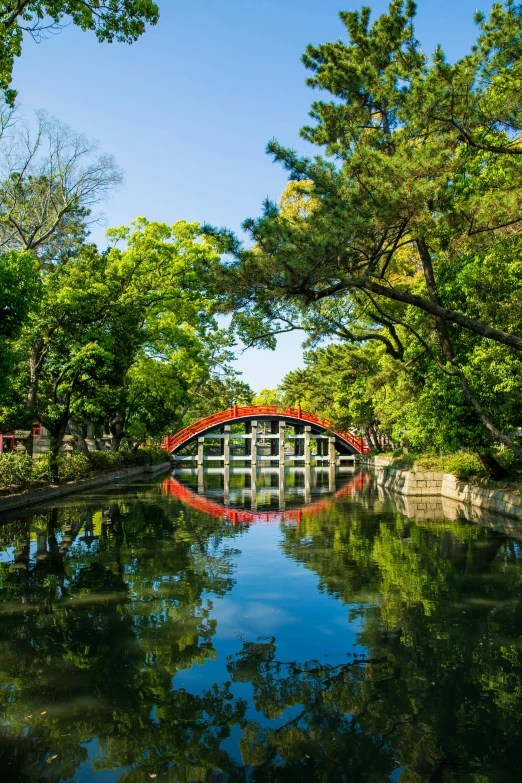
[250,420,258,465]
[251,464,257,509]
[223,424,230,465]
[305,463,311,503]
[279,421,286,466]
[329,436,336,465]
[223,463,230,505]
[304,426,311,464]
[197,436,204,466]
[329,462,336,492]
[279,463,285,509]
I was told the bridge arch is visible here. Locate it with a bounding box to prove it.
[162,404,370,457]
[161,474,366,525]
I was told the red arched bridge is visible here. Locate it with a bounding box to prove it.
[162,404,370,458]
[161,473,367,526]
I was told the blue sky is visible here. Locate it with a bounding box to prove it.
[14,0,487,392]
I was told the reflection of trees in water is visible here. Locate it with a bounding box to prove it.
[1,490,522,781]
[0,495,246,782]
[227,638,402,781]
[260,504,522,781]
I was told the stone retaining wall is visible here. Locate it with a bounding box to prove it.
[359,455,393,468]
[441,473,522,518]
[377,486,522,539]
[377,468,445,496]
[376,466,522,520]
[0,462,171,518]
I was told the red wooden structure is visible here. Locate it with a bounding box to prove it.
[0,434,14,453]
[162,404,370,455]
[161,472,367,526]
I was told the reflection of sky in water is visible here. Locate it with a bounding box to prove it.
[179,524,364,693]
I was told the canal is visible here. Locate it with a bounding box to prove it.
[1,468,522,781]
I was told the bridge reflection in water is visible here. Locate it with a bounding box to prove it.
[162,466,367,526]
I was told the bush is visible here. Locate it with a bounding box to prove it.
[0,444,166,491]
[32,454,53,484]
[0,452,34,489]
[57,453,90,481]
[442,452,485,481]
[119,450,147,466]
[88,446,165,471]
[389,450,487,480]
[389,452,415,470]
[126,446,166,466]
[497,447,522,474]
[88,451,124,472]
[0,452,92,488]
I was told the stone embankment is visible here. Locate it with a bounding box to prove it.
[365,458,522,520]
[0,461,171,519]
[377,487,522,540]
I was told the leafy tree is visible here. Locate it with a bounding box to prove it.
[209,2,522,468]
[280,342,391,451]
[2,218,246,467]
[0,249,38,338]
[171,327,253,428]
[0,111,122,259]
[252,388,283,406]
[0,1,159,105]
[0,249,39,396]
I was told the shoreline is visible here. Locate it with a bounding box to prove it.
[360,457,522,520]
[0,461,172,520]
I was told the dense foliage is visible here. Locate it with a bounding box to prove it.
[0,446,166,490]
[0,0,254,474]
[208,0,522,476]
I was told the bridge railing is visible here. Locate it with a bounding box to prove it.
[162,405,371,454]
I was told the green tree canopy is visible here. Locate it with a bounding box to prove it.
[208,0,522,468]
[0,1,159,104]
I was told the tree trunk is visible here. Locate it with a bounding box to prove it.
[25,336,46,456]
[417,239,454,363]
[477,453,509,480]
[369,422,382,452]
[68,417,90,457]
[109,416,125,452]
[365,425,377,452]
[48,416,70,480]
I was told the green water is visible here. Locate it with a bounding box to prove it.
[1,469,522,782]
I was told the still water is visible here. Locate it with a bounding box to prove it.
[1,467,522,782]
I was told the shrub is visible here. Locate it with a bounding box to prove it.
[389,452,415,470]
[128,446,166,466]
[497,447,522,473]
[0,443,166,491]
[389,450,485,479]
[88,451,124,472]
[32,455,53,484]
[57,453,90,481]
[0,452,34,489]
[442,452,485,481]
[119,450,146,466]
